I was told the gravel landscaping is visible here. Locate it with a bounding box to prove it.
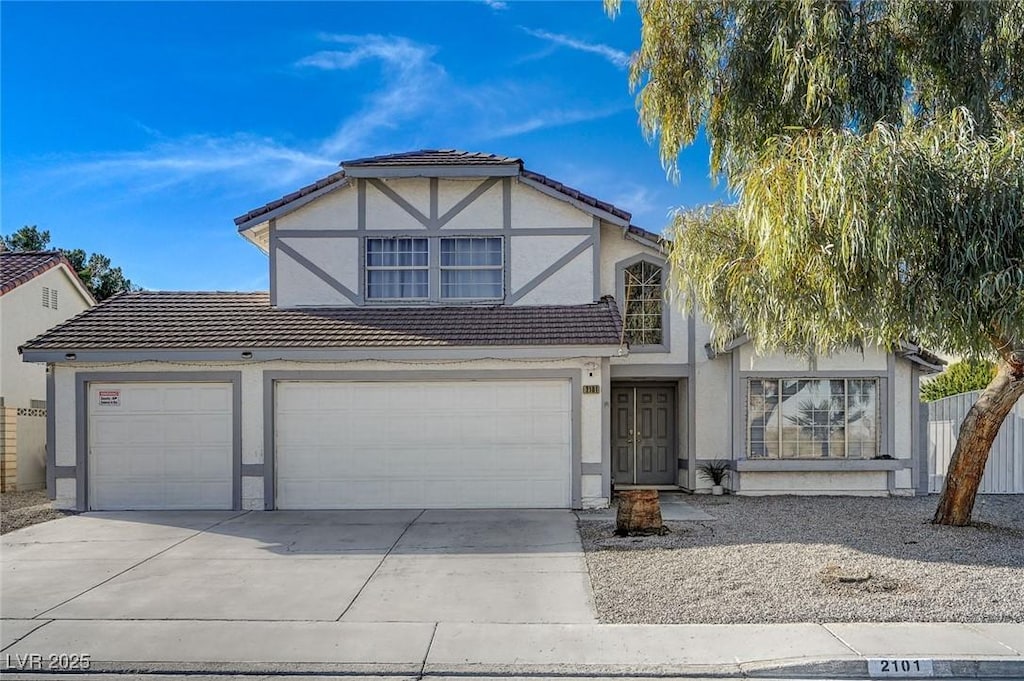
[579,494,1024,624]
[1,489,75,534]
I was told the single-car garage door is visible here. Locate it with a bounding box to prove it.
[274,380,572,509]
[88,382,233,510]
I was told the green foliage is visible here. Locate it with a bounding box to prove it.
[606,0,1024,366]
[1,225,139,301]
[606,0,1024,181]
[696,459,731,485]
[921,361,999,402]
[670,111,1024,361]
[1,225,50,252]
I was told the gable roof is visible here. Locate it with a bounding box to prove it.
[234,149,638,232]
[0,251,96,303]
[20,291,624,359]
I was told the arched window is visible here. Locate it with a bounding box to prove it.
[622,259,664,347]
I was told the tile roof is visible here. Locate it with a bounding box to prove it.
[21,291,624,351]
[234,149,639,228]
[342,149,521,167]
[234,170,348,227]
[1,251,74,295]
[520,169,632,223]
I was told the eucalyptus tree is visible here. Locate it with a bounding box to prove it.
[606,0,1024,525]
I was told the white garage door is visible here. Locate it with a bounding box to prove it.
[275,380,572,509]
[88,382,233,510]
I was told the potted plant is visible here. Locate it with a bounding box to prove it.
[697,459,731,495]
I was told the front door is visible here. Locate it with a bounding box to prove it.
[611,385,676,485]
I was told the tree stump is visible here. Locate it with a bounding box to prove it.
[615,489,666,536]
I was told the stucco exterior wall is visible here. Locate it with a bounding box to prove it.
[50,356,608,511]
[739,470,890,495]
[271,176,599,309]
[598,224,689,364]
[1,266,91,407]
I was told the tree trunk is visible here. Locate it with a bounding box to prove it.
[932,357,1024,526]
[615,489,665,535]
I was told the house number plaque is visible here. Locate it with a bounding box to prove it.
[582,385,600,394]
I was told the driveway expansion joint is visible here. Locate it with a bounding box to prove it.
[336,508,426,622]
[29,510,250,620]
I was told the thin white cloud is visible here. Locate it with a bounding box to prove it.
[297,34,448,158]
[481,0,508,10]
[485,105,626,139]
[49,134,336,196]
[520,27,631,69]
[33,33,625,201]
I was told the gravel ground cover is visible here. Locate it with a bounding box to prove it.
[579,494,1023,624]
[1,489,74,534]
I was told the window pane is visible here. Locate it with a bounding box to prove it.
[440,237,502,267]
[441,268,502,298]
[367,268,428,299]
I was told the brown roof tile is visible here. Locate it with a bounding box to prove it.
[342,149,521,167]
[21,291,624,351]
[1,251,75,295]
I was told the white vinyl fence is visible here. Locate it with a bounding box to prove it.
[928,391,1024,494]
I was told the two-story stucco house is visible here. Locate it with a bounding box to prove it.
[2,251,95,491]
[20,150,943,511]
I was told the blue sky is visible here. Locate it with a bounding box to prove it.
[2,1,726,291]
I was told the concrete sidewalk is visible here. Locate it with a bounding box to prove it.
[3,620,1022,678]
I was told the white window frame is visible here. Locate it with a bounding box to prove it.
[746,377,881,460]
[365,237,430,301]
[439,236,504,301]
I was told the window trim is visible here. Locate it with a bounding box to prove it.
[614,253,669,353]
[744,377,883,460]
[362,234,507,304]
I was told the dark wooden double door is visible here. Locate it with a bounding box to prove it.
[611,385,676,485]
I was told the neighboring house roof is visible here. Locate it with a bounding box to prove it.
[20,291,624,352]
[0,251,96,303]
[233,149,648,235]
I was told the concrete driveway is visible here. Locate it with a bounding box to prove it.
[0,509,595,625]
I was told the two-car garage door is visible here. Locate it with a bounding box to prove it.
[274,380,572,509]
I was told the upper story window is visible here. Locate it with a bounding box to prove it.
[440,237,503,300]
[747,378,879,459]
[364,236,504,302]
[366,237,429,300]
[623,260,663,346]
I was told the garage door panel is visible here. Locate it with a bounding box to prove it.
[88,383,233,511]
[276,380,572,509]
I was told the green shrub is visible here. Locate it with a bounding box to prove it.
[921,360,997,402]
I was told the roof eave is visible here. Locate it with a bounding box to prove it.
[235,178,350,237]
[21,343,624,364]
[517,175,630,227]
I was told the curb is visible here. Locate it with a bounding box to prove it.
[3,657,1023,678]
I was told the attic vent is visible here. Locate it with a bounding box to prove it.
[42,287,50,308]
[51,288,58,310]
